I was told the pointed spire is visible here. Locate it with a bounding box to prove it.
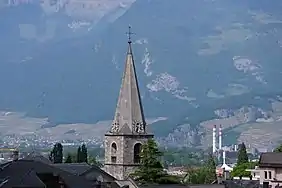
[110,26,147,135]
[126,25,134,44]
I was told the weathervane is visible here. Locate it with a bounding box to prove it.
[126,25,135,43]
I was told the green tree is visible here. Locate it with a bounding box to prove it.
[49,150,54,162]
[71,153,77,163]
[204,154,217,183]
[81,144,88,163]
[184,167,206,184]
[274,144,282,152]
[50,143,63,163]
[77,146,82,163]
[184,154,216,185]
[231,162,257,177]
[65,153,72,163]
[132,139,165,183]
[88,155,102,167]
[237,142,248,165]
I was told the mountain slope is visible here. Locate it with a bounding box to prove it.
[1,0,282,146]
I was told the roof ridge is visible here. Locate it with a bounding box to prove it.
[79,164,116,180]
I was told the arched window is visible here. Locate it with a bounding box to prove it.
[111,143,117,154]
[134,143,142,163]
[111,142,117,163]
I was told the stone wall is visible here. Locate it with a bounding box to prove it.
[104,134,153,180]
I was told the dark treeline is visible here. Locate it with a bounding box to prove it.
[49,143,99,165]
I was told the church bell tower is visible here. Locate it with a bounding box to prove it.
[104,26,153,180]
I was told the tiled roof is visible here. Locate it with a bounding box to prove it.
[223,180,260,188]
[188,185,225,188]
[4,170,46,188]
[22,152,116,183]
[140,182,259,188]
[52,162,116,181]
[259,152,282,167]
[140,185,224,188]
[140,184,188,188]
[80,163,117,180]
[52,162,92,175]
[0,160,97,188]
[23,151,52,164]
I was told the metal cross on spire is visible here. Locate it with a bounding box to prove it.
[126,25,135,43]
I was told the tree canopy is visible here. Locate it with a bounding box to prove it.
[184,154,216,184]
[81,144,88,163]
[132,139,165,183]
[49,143,63,163]
[88,155,101,167]
[65,153,72,163]
[77,144,88,163]
[77,146,82,163]
[132,139,180,184]
[162,148,204,167]
[231,162,257,178]
[237,142,248,165]
[231,143,257,178]
[205,154,217,182]
[274,144,282,152]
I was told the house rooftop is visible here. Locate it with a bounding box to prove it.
[223,180,260,188]
[52,162,93,176]
[0,159,97,188]
[259,152,282,167]
[140,184,225,188]
[140,185,187,188]
[23,151,52,164]
[52,162,116,181]
[188,185,225,188]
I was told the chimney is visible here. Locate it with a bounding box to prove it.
[12,150,19,161]
[219,124,222,150]
[223,150,226,165]
[234,144,238,151]
[212,125,217,153]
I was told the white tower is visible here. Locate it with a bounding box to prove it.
[219,124,222,150]
[212,125,217,153]
[223,150,226,164]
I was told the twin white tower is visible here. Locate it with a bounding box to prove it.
[212,124,223,153]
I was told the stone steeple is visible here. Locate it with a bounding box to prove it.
[109,26,147,135]
[104,26,153,180]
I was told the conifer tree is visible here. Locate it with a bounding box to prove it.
[237,142,248,165]
[77,146,82,163]
[50,143,63,163]
[274,144,282,152]
[65,153,72,163]
[81,144,88,163]
[88,156,98,165]
[132,139,164,183]
[204,154,217,183]
[184,154,217,184]
[49,150,54,162]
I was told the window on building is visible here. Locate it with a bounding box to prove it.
[134,143,142,163]
[111,156,117,163]
[111,142,117,163]
[111,143,117,154]
[265,171,268,179]
[269,171,272,179]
